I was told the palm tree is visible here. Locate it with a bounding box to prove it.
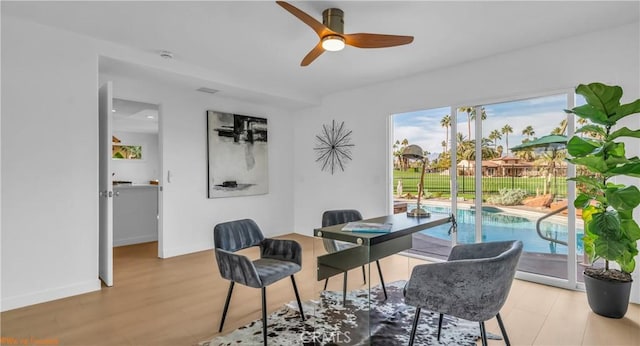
[501,124,514,155]
[393,140,401,169]
[458,138,496,161]
[551,119,568,135]
[458,106,487,140]
[514,138,535,161]
[522,125,535,139]
[479,137,498,160]
[470,107,487,124]
[458,106,473,140]
[440,114,451,150]
[393,139,410,170]
[456,132,471,160]
[576,117,595,138]
[496,145,504,157]
[488,129,502,151]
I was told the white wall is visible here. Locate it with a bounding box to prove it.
[1,16,294,311]
[1,17,101,311]
[111,131,160,184]
[100,74,295,258]
[292,23,640,301]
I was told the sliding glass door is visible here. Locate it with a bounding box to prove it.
[392,106,455,260]
[477,94,575,284]
[391,91,582,289]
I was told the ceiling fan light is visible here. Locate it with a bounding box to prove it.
[322,35,345,51]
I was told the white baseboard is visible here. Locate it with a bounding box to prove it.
[161,243,212,259]
[113,234,158,247]
[1,279,101,312]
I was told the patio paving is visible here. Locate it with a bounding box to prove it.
[407,233,587,282]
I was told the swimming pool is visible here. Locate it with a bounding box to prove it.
[413,204,583,255]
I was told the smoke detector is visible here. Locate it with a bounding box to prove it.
[196,87,219,95]
[159,50,173,59]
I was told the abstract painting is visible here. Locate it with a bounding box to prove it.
[112,145,142,160]
[207,110,268,198]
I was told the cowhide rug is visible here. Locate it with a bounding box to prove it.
[200,281,501,345]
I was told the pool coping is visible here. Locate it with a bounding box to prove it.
[396,198,584,230]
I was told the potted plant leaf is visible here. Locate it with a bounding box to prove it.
[564,82,640,318]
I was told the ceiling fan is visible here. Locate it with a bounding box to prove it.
[276,1,414,66]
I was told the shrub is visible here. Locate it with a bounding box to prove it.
[487,188,528,206]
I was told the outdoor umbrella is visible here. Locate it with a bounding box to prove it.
[510,134,568,153]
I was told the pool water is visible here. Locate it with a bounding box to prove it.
[414,204,584,255]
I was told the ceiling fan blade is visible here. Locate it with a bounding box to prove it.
[276,1,333,38]
[301,43,325,66]
[344,33,414,48]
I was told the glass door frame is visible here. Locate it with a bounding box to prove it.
[464,90,580,291]
[450,106,459,248]
[388,90,583,292]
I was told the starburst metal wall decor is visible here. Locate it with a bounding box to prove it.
[314,120,354,174]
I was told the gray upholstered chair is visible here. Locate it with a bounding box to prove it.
[321,210,387,305]
[214,219,304,345]
[404,240,523,346]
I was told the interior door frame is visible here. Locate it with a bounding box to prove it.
[108,94,164,259]
[156,103,165,258]
[98,81,114,287]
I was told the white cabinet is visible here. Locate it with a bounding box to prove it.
[113,185,158,246]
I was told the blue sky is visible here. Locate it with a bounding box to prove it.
[393,93,582,156]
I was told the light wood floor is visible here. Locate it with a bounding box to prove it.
[1,235,639,345]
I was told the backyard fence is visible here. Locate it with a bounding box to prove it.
[394,165,567,199]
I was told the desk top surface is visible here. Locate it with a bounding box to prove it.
[313,213,451,246]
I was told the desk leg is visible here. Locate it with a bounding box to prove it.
[342,271,348,305]
[375,260,387,300]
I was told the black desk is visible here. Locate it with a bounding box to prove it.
[314,213,451,281]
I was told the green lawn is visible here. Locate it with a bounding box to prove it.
[393,169,567,197]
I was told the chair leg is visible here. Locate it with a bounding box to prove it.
[361,265,366,284]
[437,313,444,341]
[218,281,235,333]
[496,313,511,346]
[375,260,387,300]
[323,278,328,290]
[408,307,421,346]
[261,287,267,346]
[290,275,305,321]
[342,271,348,305]
[479,321,488,346]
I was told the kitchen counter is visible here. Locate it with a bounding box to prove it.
[113,184,159,189]
[113,184,159,246]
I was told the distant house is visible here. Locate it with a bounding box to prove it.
[491,156,536,177]
[457,157,536,177]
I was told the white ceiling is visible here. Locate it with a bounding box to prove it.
[112,98,159,134]
[3,1,639,109]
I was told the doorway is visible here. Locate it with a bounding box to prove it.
[111,98,161,247]
[99,88,164,286]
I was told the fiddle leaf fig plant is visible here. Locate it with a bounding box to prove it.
[565,82,640,280]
